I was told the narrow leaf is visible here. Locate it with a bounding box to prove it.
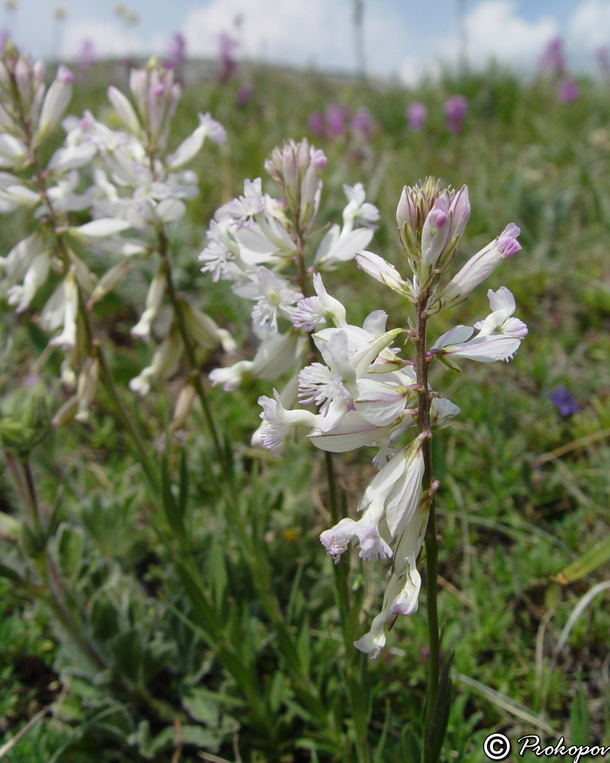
[554,535,610,584]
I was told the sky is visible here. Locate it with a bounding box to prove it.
[4,0,610,83]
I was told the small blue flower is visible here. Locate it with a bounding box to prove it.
[550,385,579,417]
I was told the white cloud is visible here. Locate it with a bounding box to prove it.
[569,0,610,50]
[60,19,146,60]
[464,1,557,68]
[398,0,559,82]
[180,0,353,70]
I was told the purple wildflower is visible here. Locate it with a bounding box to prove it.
[351,106,374,139]
[406,101,427,132]
[308,111,325,136]
[77,39,96,70]
[539,36,565,76]
[236,82,254,107]
[326,104,347,138]
[218,32,238,83]
[596,44,610,77]
[444,95,467,134]
[550,385,579,417]
[165,32,186,69]
[558,78,579,103]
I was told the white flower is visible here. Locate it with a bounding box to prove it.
[75,355,100,423]
[313,224,374,271]
[432,286,527,363]
[250,267,302,333]
[131,267,166,341]
[182,302,236,353]
[0,134,27,170]
[356,251,413,298]
[48,270,79,351]
[354,490,430,658]
[299,331,356,422]
[107,85,141,133]
[36,65,73,141]
[226,178,265,229]
[308,409,395,453]
[292,272,348,331]
[320,443,424,563]
[74,218,132,238]
[341,182,380,234]
[7,251,51,312]
[257,389,318,450]
[209,360,253,392]
[166,111,226,170]
[129,328,184,397]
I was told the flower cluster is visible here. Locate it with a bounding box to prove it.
[256,177,527,656]
[199,137,379,410]
[406,96,468,135]
[308,104,375,142]
[0,48,229,424]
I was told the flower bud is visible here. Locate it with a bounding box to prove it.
[438,223,521,309]
[107,85,140,133]
[75,355,100,423]
[170,381,197,431]
[265,139,326,224]
[397,180,472,284]
[87,260,132,309]
[36,65,73,142]
[131,266,166,341]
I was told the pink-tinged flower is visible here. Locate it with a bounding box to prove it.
[438,222,521,308]
[257,389,317,450]
[539,36,565,76]
[326,104,347,138]
[165,32,186,69]
[557,78,579,103]
[308,111,325,136]
[351,106,374,139]
[76,39,96,71]
[596,44,610,77]
[432,287,527,363]
[406,101,427,132]
[218,32,238,82]
[236,82,254,107]
[444,95,467,134]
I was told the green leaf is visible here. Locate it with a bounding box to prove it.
[569,683,590,745]
[424,652,454,763]
[296,618,311,673]
[555,534,610,584]
[0,510,21,538]
[0,563,22,583]
[183,689,221,726]
[161,451,184,536]
[90,593,120,641]
[402,726,422,763]
[21,522,46,559]
[209,539,228,610]
[57,523,84,580]
[178,449,189,520]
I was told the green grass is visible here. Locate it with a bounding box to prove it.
[1,60,610,761]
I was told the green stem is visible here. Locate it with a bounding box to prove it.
[157,229,233,486]
[294,222,370,761]
[415,294,441,734]
[16,76,159,493]
[157,227,335,734]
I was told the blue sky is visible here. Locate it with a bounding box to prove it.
[5,0,610,82]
